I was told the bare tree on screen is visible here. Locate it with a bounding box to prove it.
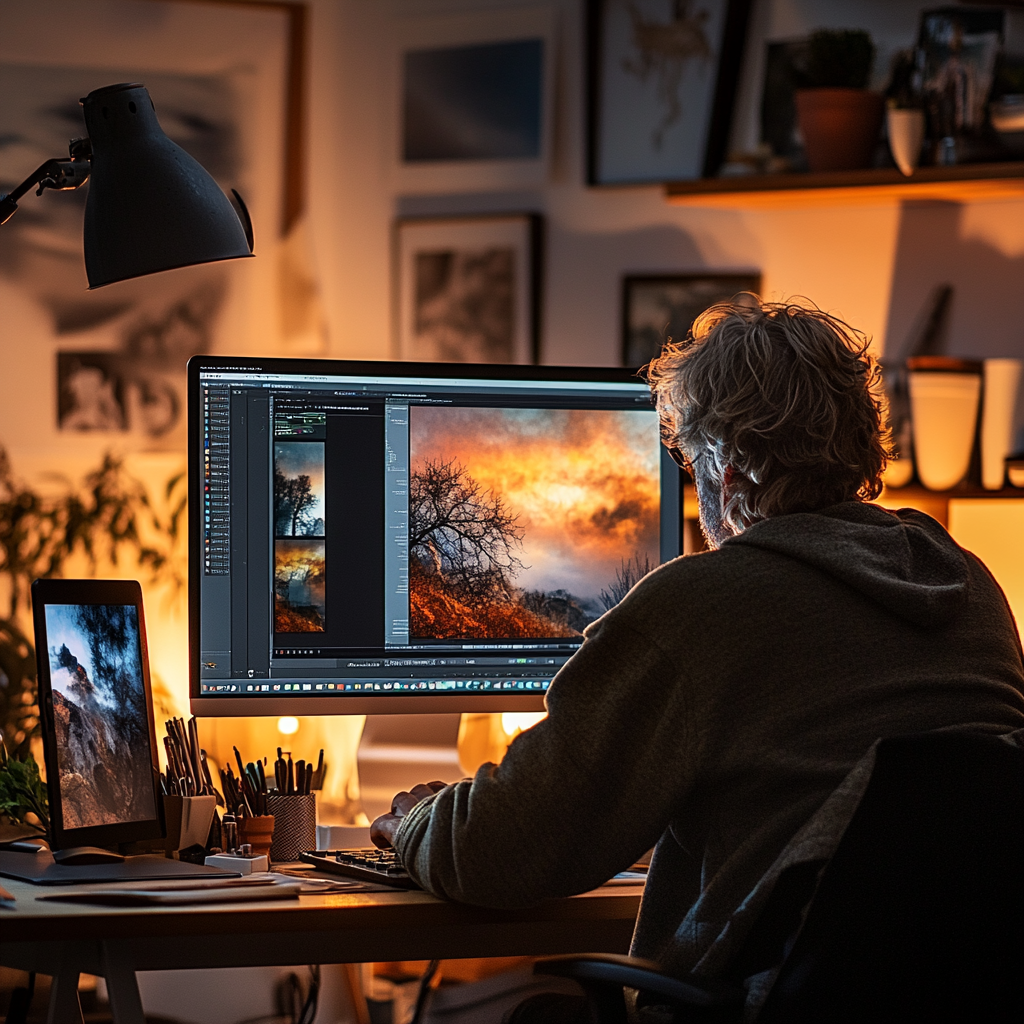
[409,458,526,598]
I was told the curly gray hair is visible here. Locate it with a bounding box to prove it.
[646,298,891,534]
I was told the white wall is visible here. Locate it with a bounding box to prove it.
[310,0,1024,378]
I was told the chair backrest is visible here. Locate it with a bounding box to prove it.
[757,730,1024,1024]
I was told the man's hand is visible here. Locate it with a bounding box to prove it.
[370,781,447,849]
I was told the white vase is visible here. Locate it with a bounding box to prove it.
[909,369,982,490]
[887,108,925,177]
[981,359,1024,489]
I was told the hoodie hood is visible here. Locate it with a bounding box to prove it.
[725,502,969,628]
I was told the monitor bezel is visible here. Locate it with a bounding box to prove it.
[187,354,665,717]
[32,577,165,850]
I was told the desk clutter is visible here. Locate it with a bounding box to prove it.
[206,743,325,865]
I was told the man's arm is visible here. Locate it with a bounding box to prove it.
[388,601,705,908]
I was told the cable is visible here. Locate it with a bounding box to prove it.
[409,959,441,1024]
[297,965,320,1024]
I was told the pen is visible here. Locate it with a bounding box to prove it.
[295,759,305,796]
[304,762,313,796]
[314,749,324,790]
[0,883,15,906]
[287,753,294,795]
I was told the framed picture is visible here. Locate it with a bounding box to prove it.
[587,0,754,185]
[395,215,543,365]
[0,0,295,452]
[391,7,556,193]
[622,273,761,367]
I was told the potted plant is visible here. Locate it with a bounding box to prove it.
[794,29,883,172]
[0,447,185,759]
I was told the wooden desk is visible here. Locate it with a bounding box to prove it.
[0,877,642,1023]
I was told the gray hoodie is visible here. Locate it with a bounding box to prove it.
[395,502,1024,977]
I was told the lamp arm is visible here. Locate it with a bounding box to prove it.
[0,138,93,226]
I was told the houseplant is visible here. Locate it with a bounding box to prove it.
[0,446,184,759]
[795,29,883,172]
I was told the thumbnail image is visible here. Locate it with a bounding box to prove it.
[44,604,156,830]
[275,539,326,633]
[408,406,661,639]
[274,442,325,537]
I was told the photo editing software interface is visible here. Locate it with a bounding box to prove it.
[197,366,680,700]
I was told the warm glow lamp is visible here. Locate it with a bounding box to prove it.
[0,83,253,287]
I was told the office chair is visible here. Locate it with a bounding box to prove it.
[529,729,1024,1024]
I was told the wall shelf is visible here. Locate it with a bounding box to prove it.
[877,484,1023,527]
[664,162,1024,209]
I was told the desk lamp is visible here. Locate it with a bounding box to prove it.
[0,82,253,287]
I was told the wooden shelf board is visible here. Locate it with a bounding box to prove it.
[664,162,1024,208]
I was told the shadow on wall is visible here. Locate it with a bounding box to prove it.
[884,201,1024,361]
[546,221,756,365]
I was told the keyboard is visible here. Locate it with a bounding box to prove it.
[299,848,421,889]
[300,849,649,891]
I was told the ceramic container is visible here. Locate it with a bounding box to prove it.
[237,813,275,859]
[887,108,925,176]
[795,88,884,172]
[162,794,217,853]
[908,358,983,491]
[981,359,1023,490]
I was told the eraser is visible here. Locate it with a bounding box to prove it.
[205,853,269,874]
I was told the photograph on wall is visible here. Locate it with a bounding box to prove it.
[587,0,752,184]
[393,6,555,192]
[0,63,244,446]
[408,405,661,640]
[1,0,293,460]
[396,214,541,364]
[44,603,156,829]
[274,441,325,537]
[404,38,544,162]
[622,272,761,367]
[274,539,326,633]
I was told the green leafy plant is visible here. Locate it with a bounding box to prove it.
[0,738,48,831]
[799,29,875,90]
[0,446,186,756]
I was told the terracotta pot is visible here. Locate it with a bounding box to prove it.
[237,814,275,859]
[795,88,884,172]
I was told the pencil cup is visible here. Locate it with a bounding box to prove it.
[162,794,217,853]
[267,794,316,863]
[237,814,275,859]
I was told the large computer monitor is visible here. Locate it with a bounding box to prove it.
[188,356,682,716]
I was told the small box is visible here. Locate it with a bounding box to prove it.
[204,853,269,874]
[316,824,371,850]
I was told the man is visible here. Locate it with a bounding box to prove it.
[371,300,1024,982]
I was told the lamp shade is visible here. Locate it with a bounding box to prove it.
[82,83,252,288]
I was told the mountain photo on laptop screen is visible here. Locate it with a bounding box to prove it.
[44,604,156,829]
[409,407,661,640]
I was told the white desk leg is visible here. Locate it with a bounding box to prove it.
[46,969,83,1024]
[101,942,146,1024]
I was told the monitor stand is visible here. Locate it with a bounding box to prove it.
[52,846,125,865]
[356,714,464,821]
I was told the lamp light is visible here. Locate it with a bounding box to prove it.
[0,83,253,288]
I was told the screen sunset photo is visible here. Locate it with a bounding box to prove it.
[408,406,661,639]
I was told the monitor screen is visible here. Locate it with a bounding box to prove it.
[189,357,681,715]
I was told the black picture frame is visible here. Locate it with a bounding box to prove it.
[32,578,165,852]
[586,0,754,185]
[622,272,761,367]
[394,213,544,364]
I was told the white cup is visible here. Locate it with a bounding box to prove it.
[909,370,982,490]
